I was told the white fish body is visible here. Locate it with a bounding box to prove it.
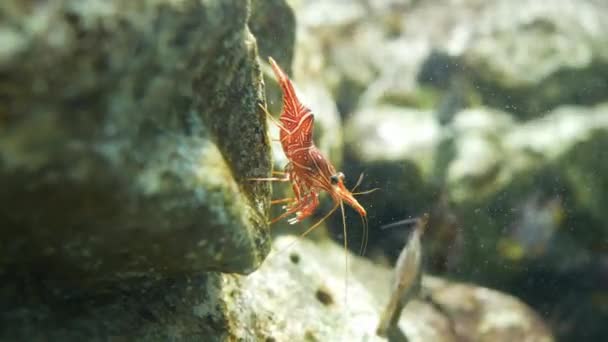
[376,215,428,337]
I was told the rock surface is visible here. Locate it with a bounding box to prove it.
[0,0,273,284]
[0,236,555,342]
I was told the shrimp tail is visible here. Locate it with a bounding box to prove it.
[268,57,291,88]
[268,57,299,105]
[267,57,312,135]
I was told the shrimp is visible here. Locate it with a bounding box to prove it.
[251,56,372,303]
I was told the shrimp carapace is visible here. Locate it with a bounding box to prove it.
[262,56,367,235]
[248,56,377,322]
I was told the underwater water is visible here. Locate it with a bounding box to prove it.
[1,0,606,341]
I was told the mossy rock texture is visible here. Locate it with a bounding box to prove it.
[0,237,554,341]
[0,0,273,285]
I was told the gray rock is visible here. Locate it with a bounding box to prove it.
[215,237,554,341]
[0,0,275,285]
[448,104,608,205]
[291,0,608,118]
[1,236,555,341]
[344,105,440,176]
[461,0,608,117]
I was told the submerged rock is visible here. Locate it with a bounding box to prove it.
[292,0,608,118]
[0,0,601,340]
[462,0,608,117]
[0,236,555,341]
[345,105,440,177]
[0,0,273,285]
[448,103,608,207]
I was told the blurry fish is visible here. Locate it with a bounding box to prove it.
[376,213,429,338]
[498,194,563,261]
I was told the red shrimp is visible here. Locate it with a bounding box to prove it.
[252,56,372,256]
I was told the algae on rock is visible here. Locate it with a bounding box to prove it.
[0,0,271,285]
[2,237,553,341]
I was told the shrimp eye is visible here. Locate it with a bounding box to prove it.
[330,172,345,185]
[330,174,340,185]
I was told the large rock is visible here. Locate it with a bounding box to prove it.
[448,104,608,205]
[461,0,608,117]
[0,236,555,341]
[0,0,273,285]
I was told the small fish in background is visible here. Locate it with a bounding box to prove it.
[498,193,564,261]
[376,213,429,339]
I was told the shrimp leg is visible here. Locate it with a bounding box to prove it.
[288,193,319,224]
[271,198,294,205]
[248,176,290,182]
[259,103,291,134]
[248,170,290,183]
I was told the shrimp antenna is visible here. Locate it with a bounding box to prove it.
[350,172,365,192]
[352,188,381,196]
[340,200,349,315]
[258,103,290,135]
[350,172,381,196]
[358,214,369,257]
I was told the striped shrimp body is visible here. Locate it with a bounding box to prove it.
[252,56,370,254]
